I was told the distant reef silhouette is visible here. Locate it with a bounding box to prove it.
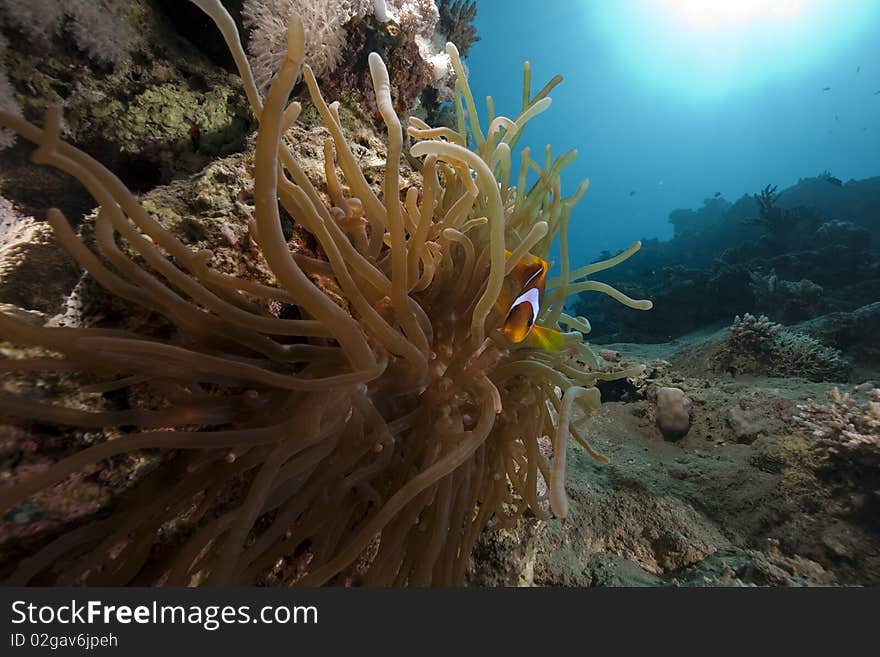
[572,173,880,367]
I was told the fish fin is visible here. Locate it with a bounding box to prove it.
[523,325,566,352]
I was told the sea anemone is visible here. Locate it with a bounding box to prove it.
[0,1,650,585]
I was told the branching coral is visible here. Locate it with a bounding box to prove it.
[747,183,822,238]
[796,388,880,475]
[716,313,850,382]
[764,331,851,382]
[437,0,478,57]
[729,312,781,348]
[386,0,440,38]
[0,3,651,586]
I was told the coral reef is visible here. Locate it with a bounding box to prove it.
[712,314,851,382]
[0,0,253,200]
[314,13,435,122]
[749,271,823,324]
[437,0,479,57]
[240,0,469,122]
[0,0,138,67]
[793,301,880,365]
[0,3,650,586]
[747,183,823,238]
[572,176,880,349]
[243,0,375,87]
[471,331,880,587]
[769,330,852,382]
[387,0,440,38]
[0,0,139,149]
[796,387,880,476]
[728,312,782,346]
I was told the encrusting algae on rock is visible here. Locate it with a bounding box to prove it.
[0,0,651,585]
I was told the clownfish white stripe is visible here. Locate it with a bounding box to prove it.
[511,287,541,326]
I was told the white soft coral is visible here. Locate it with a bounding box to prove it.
[242,0,454,97]
[0,0,136,64]
[243,0,375,89]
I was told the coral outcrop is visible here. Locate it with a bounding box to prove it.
[713,314,851,383]
[243,0,376,86]
[0,0,253,201]
[437,0,478,57]
[796,387,880,483]
[240,0,471,122]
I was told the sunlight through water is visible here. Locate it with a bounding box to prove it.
[591,0,879,99]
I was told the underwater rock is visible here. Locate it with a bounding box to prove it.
[0,211,78,313]
[816,220,871,252]
[682,543,837,587]
[532,483,723,584]
[468,520,543,587]
[727,401,771,444]
[655,386,692,440]
[794,302,880,364]
[750,271,824,324]
[598,348,621,362]
[0,0,254,206]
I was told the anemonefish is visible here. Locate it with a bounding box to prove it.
[496,252,566,351]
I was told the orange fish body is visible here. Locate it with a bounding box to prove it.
[496,252,566,351]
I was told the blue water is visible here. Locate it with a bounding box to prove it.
[466,0,880,264]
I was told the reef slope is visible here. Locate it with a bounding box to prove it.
[471,330,880,587]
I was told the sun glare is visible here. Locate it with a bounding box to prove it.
[658,0,805,31]
[588,0,877,99]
